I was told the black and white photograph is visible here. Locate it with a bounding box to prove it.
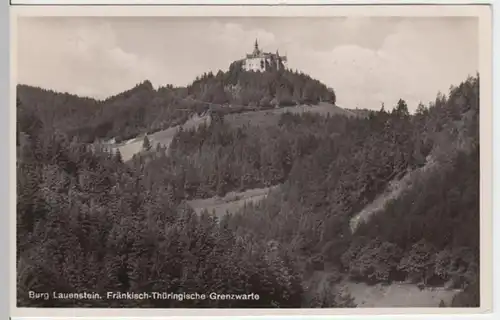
[12,4,492,314]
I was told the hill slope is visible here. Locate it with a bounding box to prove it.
[224,102,359,129]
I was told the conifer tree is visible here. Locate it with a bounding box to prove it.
[142,135,151,151]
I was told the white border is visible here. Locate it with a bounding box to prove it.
[7,1,495,6]
[9,3,494,319]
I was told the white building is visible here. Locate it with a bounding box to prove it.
[242,39,288,72]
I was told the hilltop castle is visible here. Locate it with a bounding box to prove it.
[242,39,288,72]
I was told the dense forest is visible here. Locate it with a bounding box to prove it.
[16,65,480,308]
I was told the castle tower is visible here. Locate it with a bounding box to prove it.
[253,39,260,55]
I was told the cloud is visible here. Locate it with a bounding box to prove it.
[17,17,478,111]
[17,18,157,98]
[285,18,478,111]
[213,22,277,48]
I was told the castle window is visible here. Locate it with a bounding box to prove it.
[260,60,265,69]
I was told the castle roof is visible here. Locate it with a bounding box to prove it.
[246,51,287,59]
[245,39,287,60]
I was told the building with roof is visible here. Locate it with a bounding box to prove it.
[242,39,288,72]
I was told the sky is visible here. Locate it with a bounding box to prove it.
[17,16,479,111]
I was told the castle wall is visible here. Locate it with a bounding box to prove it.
[243,57,266,72]
[243,57,286,72]
[280,60,287,70]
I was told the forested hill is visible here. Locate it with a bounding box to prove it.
[16,65,480,308]
[17,82,191,144]
[17,65,338,145]
[188,61,336,107]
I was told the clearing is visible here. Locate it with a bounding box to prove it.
[225,102,358,128]
[308,269,458,307]
[105,113,211,162]
[345,281,459,307]
[186,186,279,218]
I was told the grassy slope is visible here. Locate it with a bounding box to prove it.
[105,114,211,162]
[186,186,278,218]
[225,102,358,128]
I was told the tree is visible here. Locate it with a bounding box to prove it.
[416,102,428,116]
[114,149,123,163]
[397,240,436,285]
[380,103,386,113]
[142,136,151,151]
[346,239,403,283]
[306,276,356,308]
[393,99,410,118]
